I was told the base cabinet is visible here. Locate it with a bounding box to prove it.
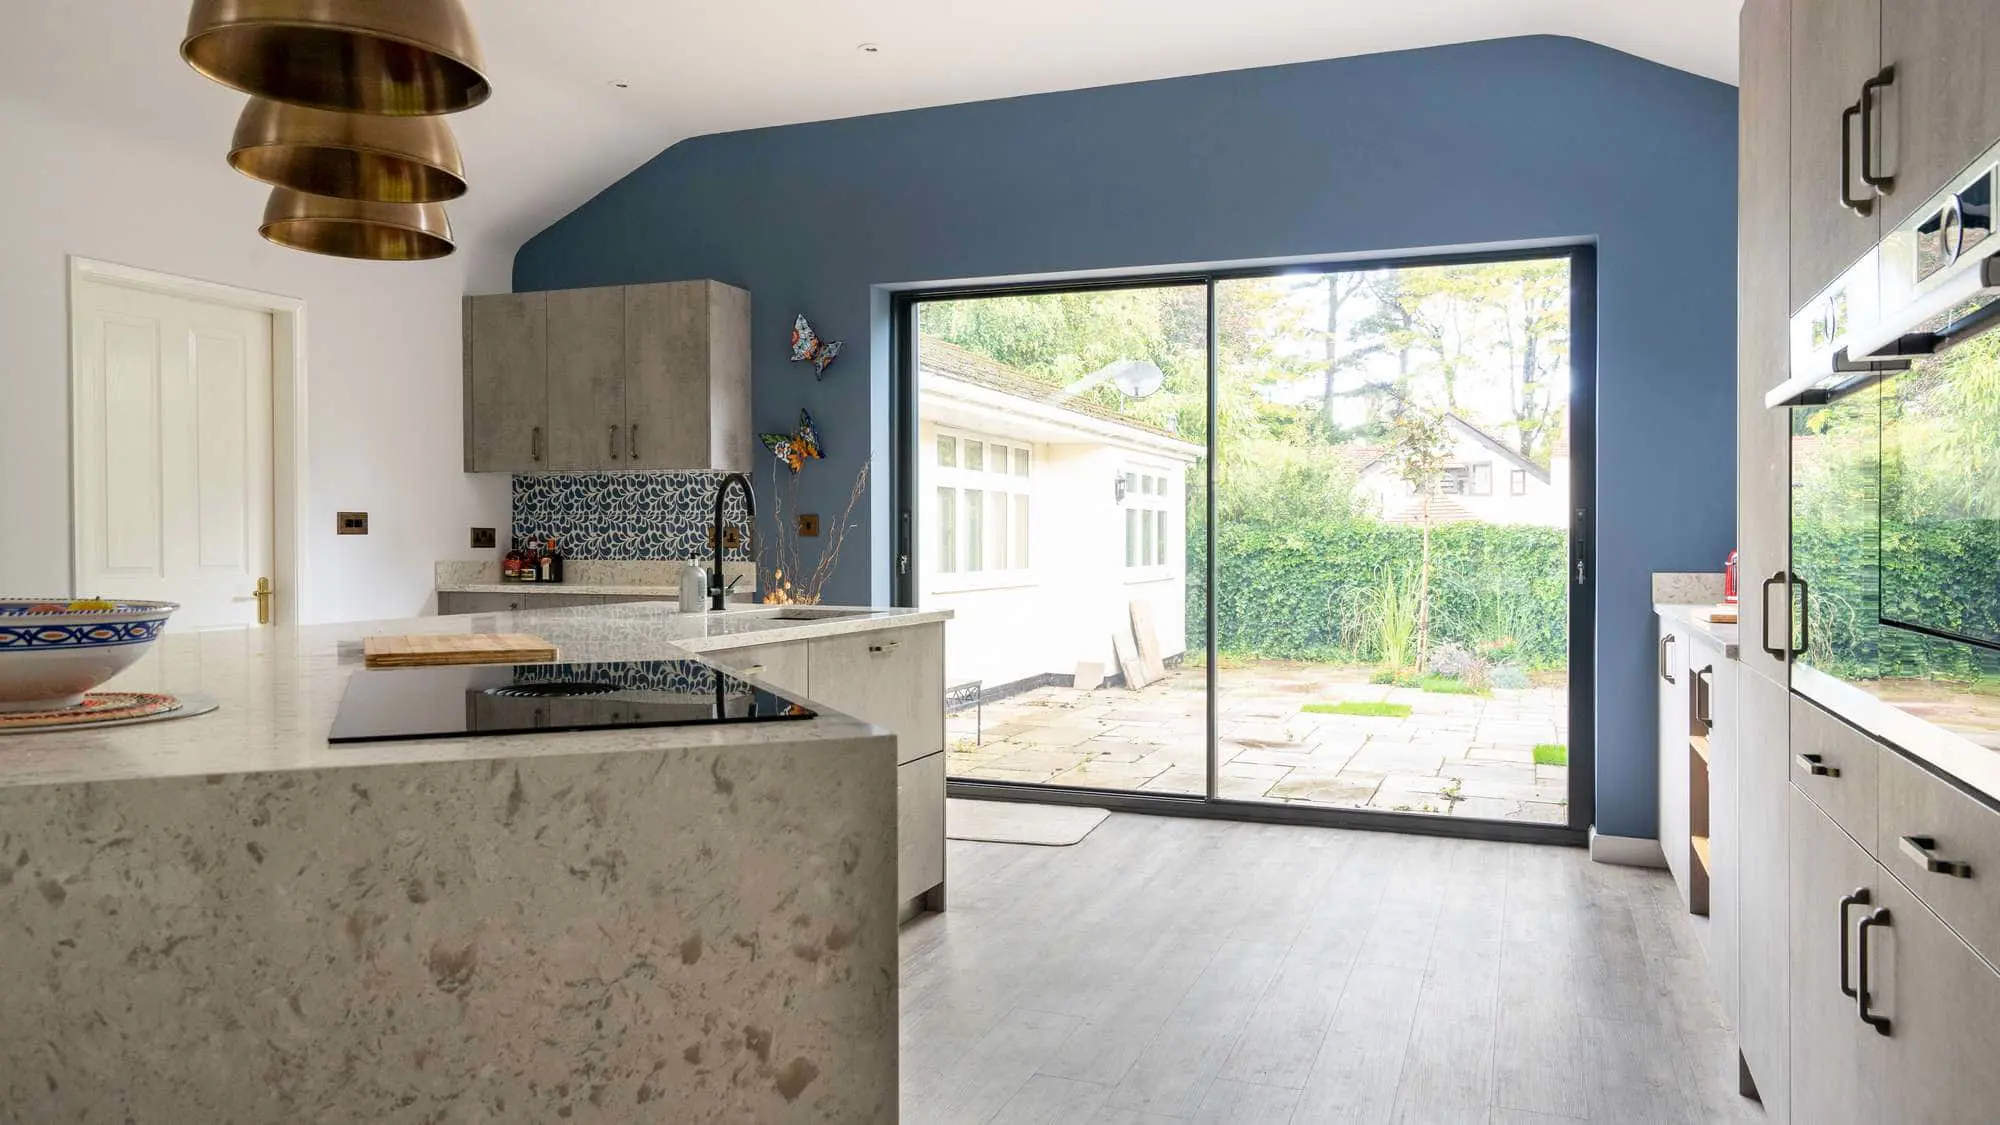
[714,626,948,917]
[898,753,947,910]
[1735,669,1791,1121]
[1789,784,2000,1125]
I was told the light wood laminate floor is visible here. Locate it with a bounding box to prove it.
[900,814,1762,1124]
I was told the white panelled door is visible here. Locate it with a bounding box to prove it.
[73,279,274,629]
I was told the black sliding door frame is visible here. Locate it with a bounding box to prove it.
[890,244,1597,846]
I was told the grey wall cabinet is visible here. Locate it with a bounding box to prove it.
[464,280,751,473]
[1788,0,1881,310]
[463,292,548,471]
[1787,0,2000,307]
[625,281,753,473]
[545,286,626,470]
[1877,0,2000,232]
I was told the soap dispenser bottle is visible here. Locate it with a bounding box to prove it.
[679,562,710,614]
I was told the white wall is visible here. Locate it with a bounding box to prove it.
[918,423,1190,689]
[0,98,509,623]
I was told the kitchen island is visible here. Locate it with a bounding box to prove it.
[0,603,944,1123]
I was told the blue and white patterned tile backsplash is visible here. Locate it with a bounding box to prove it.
[512,472,752,561]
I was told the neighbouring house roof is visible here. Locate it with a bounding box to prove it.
[919,338,1202,460]
[1382,493,1481,525]
[1344,413,1551,485]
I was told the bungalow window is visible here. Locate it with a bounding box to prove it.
[1510,468,1528,496]
[1123,470,1170,571]
[934,429,1032,578]
[1470,462,1493,496]
[1439,467,1470,496]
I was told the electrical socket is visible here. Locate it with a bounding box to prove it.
[797,514,820,537]
[470,527,497,549]
[337,512,369,535]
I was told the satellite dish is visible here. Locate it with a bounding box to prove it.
[1102,359,1165,399]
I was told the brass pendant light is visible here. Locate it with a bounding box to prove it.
[230,98,466,203]
[182,0,491,116]
[260,187,455,260]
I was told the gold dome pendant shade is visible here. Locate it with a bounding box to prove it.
[260,188,454,260]
[182,0,491,116]
[230,98,466,203]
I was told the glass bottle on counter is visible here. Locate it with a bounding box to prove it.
[503,540,524,583]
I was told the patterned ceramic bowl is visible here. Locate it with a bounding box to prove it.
[0,599,178,713]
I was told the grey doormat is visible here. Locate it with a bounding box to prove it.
[947,799,1110,846]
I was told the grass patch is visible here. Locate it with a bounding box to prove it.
[1418,675,1484,696]
[1534,743,1568,767]
[1303,701,1413,718]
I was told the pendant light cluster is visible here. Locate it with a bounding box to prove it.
[180,0,491,260]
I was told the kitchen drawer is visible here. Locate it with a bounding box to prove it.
[1791,694,1880,852]
[897,751,946,908]
[808,624,944,765]
[1878,747,2000,968]
[703,641,809,700]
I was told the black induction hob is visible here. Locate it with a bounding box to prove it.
[328,659,814,744]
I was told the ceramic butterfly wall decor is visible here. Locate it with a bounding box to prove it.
[759,409,824,474]
[790,314,843,379]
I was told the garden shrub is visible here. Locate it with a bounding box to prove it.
[1189,519,1570,669]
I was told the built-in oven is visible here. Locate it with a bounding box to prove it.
[1773,139,2000,766]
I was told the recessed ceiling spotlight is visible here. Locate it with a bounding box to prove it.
[857,43,880,54]
[607,79,630,89]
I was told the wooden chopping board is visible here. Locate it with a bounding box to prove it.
[363,633,557,669]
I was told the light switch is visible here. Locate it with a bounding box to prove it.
[337,512,369,535]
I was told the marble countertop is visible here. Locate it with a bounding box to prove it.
[1654,602,1741,659]
[0,603,948,790]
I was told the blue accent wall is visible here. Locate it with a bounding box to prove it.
[514,34,1738,841]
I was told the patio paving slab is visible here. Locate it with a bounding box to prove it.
[950,662,1568,824]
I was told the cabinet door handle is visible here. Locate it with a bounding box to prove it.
[1695,666,1714,726]
[531,425,543,462]
[1794,576,1811,657]
[1838,887,1871,998]
[868,641,901,654]
[1796,753,1841,778]
[1658,633,1677,684]
[629,424,638,460]
[609,424,620,459]
[1899,834,1974,879]
[1840,101,1874,217]
[1857,907,1892,1036]
[1860,66,1895,194]
[1761,570,1791,660]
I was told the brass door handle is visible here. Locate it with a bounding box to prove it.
[609,424,620,459]
[629,424,638,461]
[254,577,273,625]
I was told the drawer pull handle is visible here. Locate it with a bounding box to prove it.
[741,664,766,676]
[869,642,900,654]
[1796,753,1840,778]
[1838,887,1871,998]
[1857,907,1892,1036]
[1899,835,1973,879]
[1658,633,1676,684]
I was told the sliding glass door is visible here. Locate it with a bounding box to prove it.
[895,247,1593,841]
[907,282,1210,795]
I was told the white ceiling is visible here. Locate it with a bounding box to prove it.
[5,2,1739,267]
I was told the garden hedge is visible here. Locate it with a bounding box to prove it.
[1187,520,1571,668]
